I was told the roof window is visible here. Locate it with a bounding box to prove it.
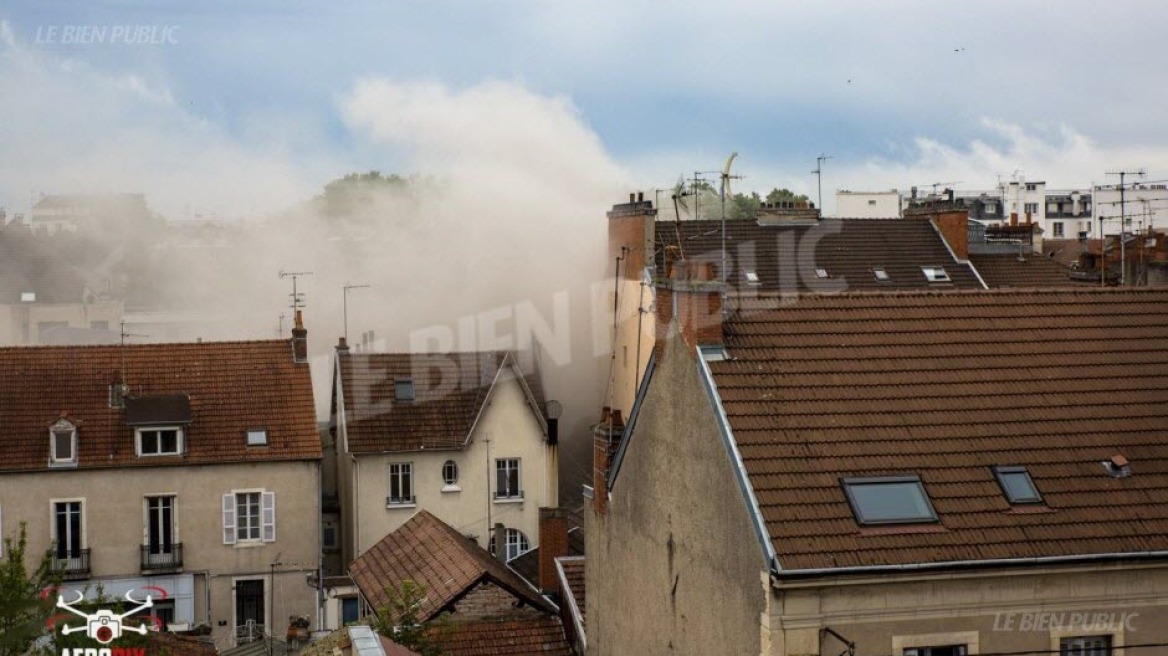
[394,379,415,402]
[922,267,951,283]
[247,429,269,446]
[842,476,938,525]
[745,271,760,285]
[873,267,891,281]
[992,466,1043,504]
[815,268,830,279]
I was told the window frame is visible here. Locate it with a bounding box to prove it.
[49,420,78,466]
[144,494,179,553]
[394,379,415,402]
[922,267,951,283]
[1058,634,1114,655]
[388,462,415,505]
[495,458,523,500]
[992,466,1044,505]
[51,498,86,559]
[873,267,891,281]
[135,426,184,457]
[223,489,275,545]
[442,460,460,490]
[842,476,939,526]
[489,528,531,561]
[246,429,269,447]
[1053,221,1065,238]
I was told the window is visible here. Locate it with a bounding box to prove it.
[222,490,275,544]
[50,420,77,466]
[246,429,268,446]
[745,271,760,285]
[235,579,265,640]
[394,379,415,401]
[488,528,530,561]
[1083,202,1092,214]
[442,460,459,486]
[495,458,522,499]
[323,523,338,549]
[1025,202,1039,215]
[137,427,183,456]
[1060,635,1112,655]
[993,466,1043,504]
[868,199,877,206]
[388,463,414,505]
[984,203,996,214]
[874,267,891,281]
[922,267,951,282]
[145,495,177,554]
[53,500,84,560]
[905,647,967,656]
[842,476,938,525]
[1053,222,1065,238]
[341,597,360,625]
[1026,183,1037,191]
[131,600,175,631]
[814,268,829,279]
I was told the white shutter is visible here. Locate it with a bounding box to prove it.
[222,494,236,545]
[261,491,276,543]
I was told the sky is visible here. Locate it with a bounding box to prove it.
[2,0,1168,218]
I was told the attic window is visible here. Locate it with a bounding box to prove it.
[873,267,891,281]
[745,271,761,285]
[49,419,78,467]
[815,268,830,279]
[842,476,938,525]
[922,267,951,283]
[394,379,415,402]
[247,429,268,446]
[993,466,1043,504]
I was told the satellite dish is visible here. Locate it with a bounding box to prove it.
[545,400,563,420]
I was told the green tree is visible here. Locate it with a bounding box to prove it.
[372,580,445,656]
[729,191,762,220]
[765,188,810,205]
[0,523,58,656]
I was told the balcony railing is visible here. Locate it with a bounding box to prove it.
[141,543,183,572]
[51,549,90,579]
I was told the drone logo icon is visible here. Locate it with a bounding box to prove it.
[55,590,154,645]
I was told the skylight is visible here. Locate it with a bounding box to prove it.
[815,268,829,279]
[247,429,269,446]
[922,266,951,282]
[873,267,890,281]
[993,466,1042,504]
[842,476,938,525]
[394,379,416,401]
[745,271,760,285]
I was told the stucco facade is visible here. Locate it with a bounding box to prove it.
[0,460,320,650]
[338,366,558,561]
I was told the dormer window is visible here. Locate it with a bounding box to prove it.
[394,379,415,401]
[136,427,183,456]
[992,466,1043,504]
[49,419,78,466]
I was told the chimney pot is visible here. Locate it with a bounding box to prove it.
[629,193,635,203]
[292,310,308,364]
[637,191,644,203]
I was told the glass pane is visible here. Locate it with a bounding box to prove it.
[998,469,1041,503]
[54,432,73,459]
[847,480,934,523]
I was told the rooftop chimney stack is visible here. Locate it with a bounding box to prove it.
[592,408,625,516]
[292,310,308,364]
[493,522,508,563]
[538,508,570,595]
[655,260,724,357]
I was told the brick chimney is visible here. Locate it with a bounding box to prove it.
[591,409,624,516]
[538,508,569,595]
[905,202,970,261]
[292,310,308,364]
[654,259,724,356]
[608,193,656,281]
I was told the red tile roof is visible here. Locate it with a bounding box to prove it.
[557,557,585,625]
[709,289,1168,571]
[0,340,320,472]
[425,617,571,656]
[349,510,555,621]
[337,351,545,453]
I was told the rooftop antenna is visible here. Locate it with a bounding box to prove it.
[812,154,832,213]
[342,282,371,343]
[279,270,314,312]
[277,312,287,336]
[119,321,148,387]
[1105,168,1146,286]
[720,152,741,286]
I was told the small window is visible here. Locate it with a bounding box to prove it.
[388,463,414,505]
[246,429,268,446]
[868,199,877,206]
[873,267,891,281]
[50,420,77,466]
[495,458,522,500]
[341,596,360,625]
[905,647,967,656]
[815,268,829,279]
[745,271,760,285]
[20,292,35,302]
[323,524,338,549]
[1060,635,1111,655]
[1053,222,1065,238]
[993,466,1043,504]
[137,427,183,456]
[922,267,951,283]
[394,379,415,401]
[984,204,996,214]
[842,476,938,525]
[442,460,459,486]
[1026,183,1037,191]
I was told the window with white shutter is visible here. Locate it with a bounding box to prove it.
[261,492,276,543]
[222,494,236,545]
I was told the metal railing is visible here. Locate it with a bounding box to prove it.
[51,549,90,579]
[141,543,183,571]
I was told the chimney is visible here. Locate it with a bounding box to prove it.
[655,260,724,356]
[905,204,970,261]
[292,310,308,364]
[591,409,625,515]
[493,522,508,563]
[538,508,570,595]
[336,336,350,354]
[608,194,657,283]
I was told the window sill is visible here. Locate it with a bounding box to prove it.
[441,485,461,493]
[48,461,78,468]
[386,502,417,509]
[233,541,267,549]
[493,496,524,504]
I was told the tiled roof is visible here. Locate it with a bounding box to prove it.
[654,218,983,291]
[349,510,555,621]
[709,289,1168,571]
[337,351,545,453]
[969,253,1077,288]
[425,617,572,656]
[507,526,585,586]
[557,557,585,625]
[0,340,320,473]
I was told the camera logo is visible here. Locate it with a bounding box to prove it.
[55,590,154,645]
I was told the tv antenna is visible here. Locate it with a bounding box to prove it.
[812,154,832,212]
[720,152,742,285]
[279,270,314,312]
[1105,168,1146,286]
[119,321,148,387]
[342,282,371,343]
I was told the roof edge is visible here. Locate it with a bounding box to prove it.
[697,354,778,573]
[607,351,657,491]
[926,217,989,289]
[555,557,586,652]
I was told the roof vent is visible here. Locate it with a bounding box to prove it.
[1102,454,1131,478]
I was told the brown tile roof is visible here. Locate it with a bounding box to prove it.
[654,218,984,291]
[968,253,1078,288]
[709,289,1168,571]
[349,510,555,621]
[425,617,571,656]
[337,351,546,453]
[556,557,585,625]
[0,340,320,473]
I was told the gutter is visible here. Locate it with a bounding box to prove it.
[696,353,779,573]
